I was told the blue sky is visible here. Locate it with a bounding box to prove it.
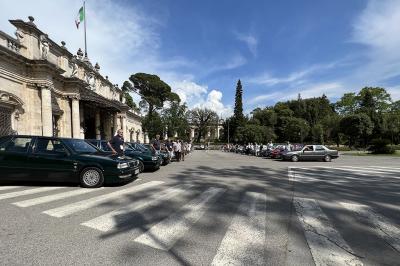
[1,0,400,116]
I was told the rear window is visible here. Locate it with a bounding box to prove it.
[62,139,99,154]
[0,137,32,153]
[315,145,327,151]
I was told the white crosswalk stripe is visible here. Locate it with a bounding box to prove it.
[42,181,164,218]
[211,191,267,266]
[81,184,194,232]
[134,187,225,251]
[12,187,104,207]
[294,198,363,266]
[0,187,64,200]
[341,202,400,252]
[0,186,23,191]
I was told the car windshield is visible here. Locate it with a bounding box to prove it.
[129,143,146,151]
[62,139,99,154]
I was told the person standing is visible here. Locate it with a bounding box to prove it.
[166,138,173,159]
[107,129,125,156]
[180,140,185,161]
[151,134,161,155]
[175,139,182,161]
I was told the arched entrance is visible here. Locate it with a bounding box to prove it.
[0,91,24,137]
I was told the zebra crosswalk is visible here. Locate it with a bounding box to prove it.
[0,165,399,265]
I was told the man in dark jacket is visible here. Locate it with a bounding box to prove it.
[107,129,125,156]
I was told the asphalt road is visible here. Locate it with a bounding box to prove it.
[0,151,399,265]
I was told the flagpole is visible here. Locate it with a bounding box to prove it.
[83,1,88,58]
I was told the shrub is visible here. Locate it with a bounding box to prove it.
[368,139,396,154]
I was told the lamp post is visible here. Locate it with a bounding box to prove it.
[227,119,230,145]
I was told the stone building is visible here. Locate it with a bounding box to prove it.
[0,16,144,142]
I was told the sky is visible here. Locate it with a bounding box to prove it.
[1,0,400,117]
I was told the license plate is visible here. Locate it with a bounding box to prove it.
[134,169,140,175]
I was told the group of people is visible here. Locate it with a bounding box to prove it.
[223,141,299,156]
[152,135,192,162]
[107,131,192,162]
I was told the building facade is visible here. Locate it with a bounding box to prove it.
[0,16,144,142]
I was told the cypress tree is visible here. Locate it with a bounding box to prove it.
[234,79,244,123]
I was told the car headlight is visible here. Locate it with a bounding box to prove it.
[117,162,129,169]
[152,156,158,161]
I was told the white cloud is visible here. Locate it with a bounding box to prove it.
[194,89,233,118]
[248,61,341,87]
[0,0,163,85]
[170,80,232,117]
[387,86,400,101]
[249,82,344,105]
[234,31,258,57]
[351,0,400,82]
[0,0,234,112]
[171,80,207,105]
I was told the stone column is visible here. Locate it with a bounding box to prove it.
[71,97,81,138]
[190,128,195,139]
[144,132,148,143]
[95,111,101,140]
[121,112,127,140]
[217,126,220,139]
[113,113,119,135]
[40,86,53,136]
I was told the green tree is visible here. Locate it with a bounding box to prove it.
[278,117,310,142]
[251,107,277,127]
[141,112,164,140]
[320,114,341,146]
[335,93,358,115]
[121,81,139,111]
[233,79,244,122]
[162,102,190,140]
[339,113,373,147]
[236,124,275,144]
[188,108,218,143]
[124,73,180,116]
[358,87,391,113]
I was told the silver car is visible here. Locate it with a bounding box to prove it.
[282,145,339,162]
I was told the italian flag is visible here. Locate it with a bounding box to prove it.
[75,6,84,29]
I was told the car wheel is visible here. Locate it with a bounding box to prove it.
[291,155,299,162]
[324,155,331,162]
[80,167,104,188]
[138,161,145,172]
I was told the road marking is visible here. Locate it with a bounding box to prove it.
[292,167,400,179]
[134,187,225,250]
[294,198,363,266]
[42,181,164,218]
[12,187,104,207]
[341,202,400,252]
[343,166,400,173]
[211,192,267,266]
[0,186,23,191]
[81,185,193,232]
[0,187,64,200]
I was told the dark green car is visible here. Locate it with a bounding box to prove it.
[142,143,171,165]
[88,140,161,172]
[0,135,140,188]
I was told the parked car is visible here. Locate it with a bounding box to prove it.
[0,135,140,188]
[142,144,170,166]
[270,146,286,159]
[281,144,339,162]
[87,139,161,172]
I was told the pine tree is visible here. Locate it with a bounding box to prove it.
[234,79,244,123]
